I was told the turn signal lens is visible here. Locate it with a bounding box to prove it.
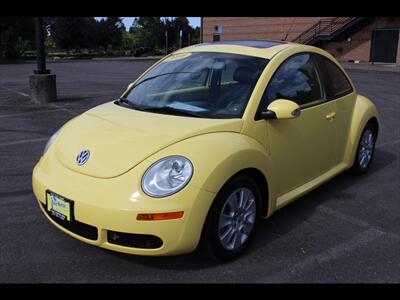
[137,211,184,221]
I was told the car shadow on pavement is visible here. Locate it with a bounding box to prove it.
[248,147,395,254]
[100,147,395,271]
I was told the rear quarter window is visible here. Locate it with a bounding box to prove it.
[316,55,353,100]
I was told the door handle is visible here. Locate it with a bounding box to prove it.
[325,112,336,120]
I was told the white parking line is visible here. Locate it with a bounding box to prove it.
[49,103,77,116]
[1,86,29,97]
[256,228,385,283]
[376,138,400,148]
[318,205,373,229]
[0,137,48,147]
[245,205,400,283]
[1,86,77,116]
[318,205,400,241]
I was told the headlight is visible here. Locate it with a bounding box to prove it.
[142,156,193,197]
[43,129,61,155]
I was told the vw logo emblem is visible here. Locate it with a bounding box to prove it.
[76,149,90,166]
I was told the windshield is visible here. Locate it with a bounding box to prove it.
[121,52,268,119]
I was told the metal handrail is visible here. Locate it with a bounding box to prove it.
[293,17,357,44]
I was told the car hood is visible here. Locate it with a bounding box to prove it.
[55,102,243,178]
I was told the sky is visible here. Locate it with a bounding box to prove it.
[95,17,201,31]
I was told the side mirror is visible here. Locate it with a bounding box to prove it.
[260,99,301,120]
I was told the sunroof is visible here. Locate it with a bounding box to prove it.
[195,40,286,49]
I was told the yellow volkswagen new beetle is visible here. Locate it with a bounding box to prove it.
[32,40,379,260]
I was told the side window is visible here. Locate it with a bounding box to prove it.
[180,68,209,88]
[316,55,353,99]
[221,60,238,83]
[191,68,209,86]
[265,54,324,107]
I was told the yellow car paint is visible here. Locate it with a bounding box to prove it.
[267,99,300,119]
[32,41,379,256]
[55,103,243,179]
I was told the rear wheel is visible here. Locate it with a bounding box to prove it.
[200,174,260,261]
[351,123,377,175]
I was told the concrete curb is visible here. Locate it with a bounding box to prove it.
[0,56,164,65]
[92,56,164,61]
[2,58,398,74]
[342,63,400,74]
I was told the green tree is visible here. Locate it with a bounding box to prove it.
[45,36,57,52]
[162,17,193,50]
[96,17,124,50]
[48,17,125,53]
[191,26,201,45]
[121,31,138,52]
[174,17,190,46]
[49,17,98,53]
[130,17,163,49]
[0,17,35,60]
[129,17,197,52]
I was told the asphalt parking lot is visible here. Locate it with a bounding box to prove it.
[0,59,399,283]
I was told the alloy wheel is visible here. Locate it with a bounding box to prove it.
[358,129,374,169]
[218,187,257,251]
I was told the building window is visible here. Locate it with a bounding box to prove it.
[213,33,221,42]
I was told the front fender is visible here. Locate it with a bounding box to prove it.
[146,132,278,217]
[343,94,379,166]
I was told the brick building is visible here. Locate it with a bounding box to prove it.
[201,17,400,64]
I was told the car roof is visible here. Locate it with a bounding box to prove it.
[175,40,303,59]
[195,40,287,48]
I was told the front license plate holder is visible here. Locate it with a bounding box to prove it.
[46,191,74,222]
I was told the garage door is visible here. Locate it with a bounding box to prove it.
[371,29,399,63]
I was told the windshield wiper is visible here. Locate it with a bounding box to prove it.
[142,106,203,118]
[132,72,194,89]
[116,97,146,111]
[116,99,203,117]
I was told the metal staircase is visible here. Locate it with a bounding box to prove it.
[293,17,367,45]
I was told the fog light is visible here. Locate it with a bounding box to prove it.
[110,232,119,241]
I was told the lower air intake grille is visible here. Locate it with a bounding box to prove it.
[107,231,163,249]
[42,203,98,240]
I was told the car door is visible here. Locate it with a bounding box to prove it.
[313,54,356,166]
[262,53,337,198]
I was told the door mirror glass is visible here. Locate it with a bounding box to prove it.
[263,99,301,119]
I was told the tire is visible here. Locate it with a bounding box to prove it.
[350,123,377,175]
[199,174,261,261]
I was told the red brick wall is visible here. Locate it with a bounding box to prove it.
[202,17,325,42]
[202,17,400,64]
[321,17,400,64]
[322,26,372,63]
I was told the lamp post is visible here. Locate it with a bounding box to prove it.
[34,17,49,74]
[29,17,57,103]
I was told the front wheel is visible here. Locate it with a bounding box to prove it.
[351,123,377,175]
[199,174,260,261]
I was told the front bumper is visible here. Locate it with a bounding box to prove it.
[32,149,216,256]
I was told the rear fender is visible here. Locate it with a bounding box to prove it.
[343,95,379,166]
